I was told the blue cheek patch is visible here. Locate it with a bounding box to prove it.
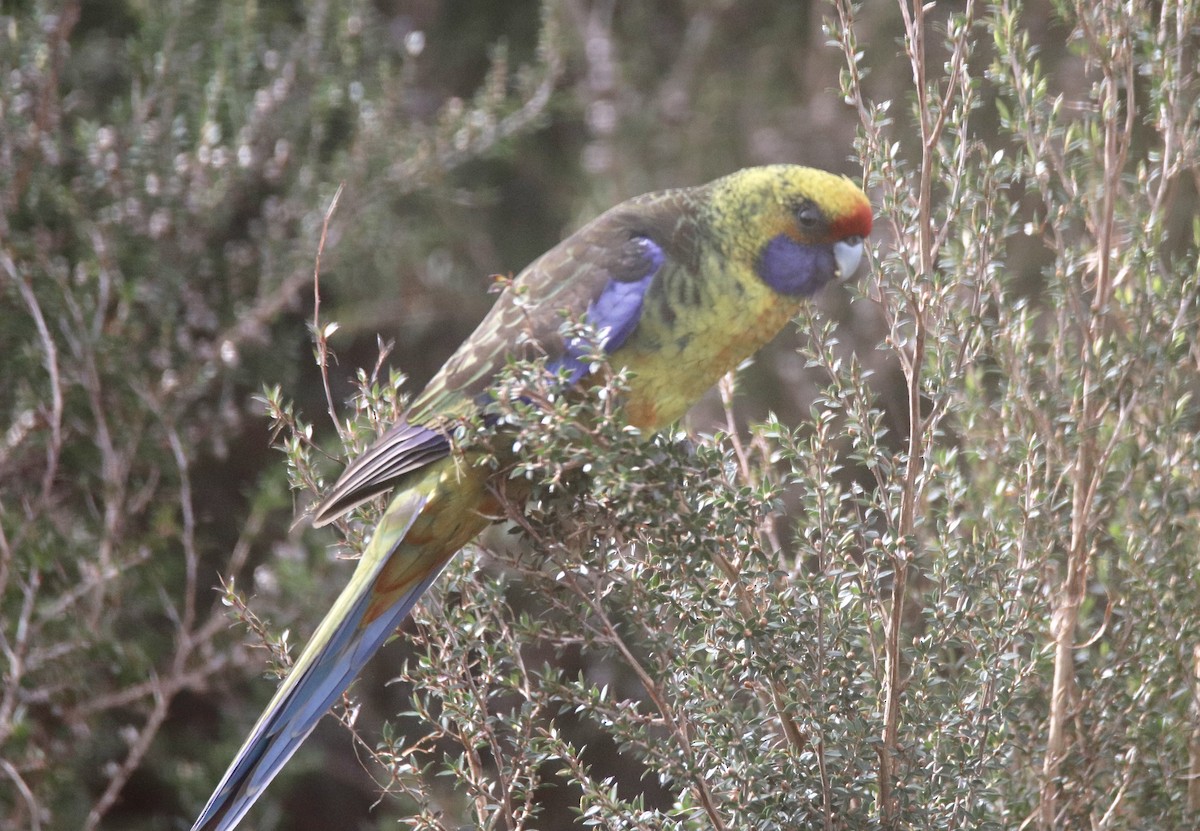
[756,234,836,297]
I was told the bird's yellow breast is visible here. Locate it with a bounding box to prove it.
[614,254,800,432]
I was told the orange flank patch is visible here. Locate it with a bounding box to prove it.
[624,395,660,431]
[401,527,436,547]
[472,489,507,520]
[362,539,457,625]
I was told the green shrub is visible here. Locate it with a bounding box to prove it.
[2,1,1197,829]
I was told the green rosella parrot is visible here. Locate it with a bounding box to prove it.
[193,164,871,830]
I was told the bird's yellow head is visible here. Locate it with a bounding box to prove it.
[705,165,872,297]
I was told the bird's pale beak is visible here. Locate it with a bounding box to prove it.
[833,236,865,281]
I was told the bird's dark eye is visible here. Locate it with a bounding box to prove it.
[796,204,822,230]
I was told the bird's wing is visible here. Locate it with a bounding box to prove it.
[311,188,695,527]
[311,422,453,526]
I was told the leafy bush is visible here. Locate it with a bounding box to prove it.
[2,1,1198,830]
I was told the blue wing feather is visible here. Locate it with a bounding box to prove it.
[548,235,664,383]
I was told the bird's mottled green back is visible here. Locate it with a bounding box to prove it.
[405,185,707,427]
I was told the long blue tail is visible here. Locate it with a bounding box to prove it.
[193,490,440,831]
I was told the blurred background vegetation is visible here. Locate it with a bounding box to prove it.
[2,0,1198,829]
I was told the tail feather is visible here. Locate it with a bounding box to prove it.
[193,489,439,831]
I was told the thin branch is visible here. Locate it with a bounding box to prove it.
[314,182,346,439]
[0,758,41,831]
[165,424,199,635]
[2,252,65,514]
[83,679,173,831]
[0,570,40,749]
